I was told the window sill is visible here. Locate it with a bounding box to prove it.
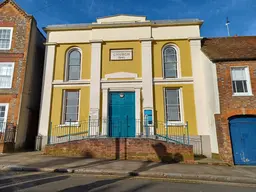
[232,93,254,97]
[163,122,186,126]
[58,122,80,127]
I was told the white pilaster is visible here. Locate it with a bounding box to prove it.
[102,88,109,136]
[37,43,56,146]
[141,39,154,135]
[141,39,154,109]
[190,39,213,139]
[135,88,141,136]
[89,40,102,136]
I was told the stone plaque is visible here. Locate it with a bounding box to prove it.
[110,49,133,61]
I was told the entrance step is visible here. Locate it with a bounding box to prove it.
[44,138,194,163]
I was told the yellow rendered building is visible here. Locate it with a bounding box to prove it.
[38,15,219,157]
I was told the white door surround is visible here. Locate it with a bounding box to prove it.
[101,87,141,136]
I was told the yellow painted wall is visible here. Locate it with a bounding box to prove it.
[101,41,142,78]
[50,86,90,127]
[153,40,192,78]
[153,84,197,135]
[53,44,91,80]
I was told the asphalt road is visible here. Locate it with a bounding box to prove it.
[0,171,256,192]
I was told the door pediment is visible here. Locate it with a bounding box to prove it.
[105,72,138,79]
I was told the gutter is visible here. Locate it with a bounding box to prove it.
[212,58,256,63]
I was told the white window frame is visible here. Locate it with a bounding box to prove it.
[64,47,82,81]
[230,66,253,96]
[0,27,13,50]
[0,62,15,89]
[61,90,80,126]
[0,103,9,131]
[162,44,181,79]
[164,88,184,125]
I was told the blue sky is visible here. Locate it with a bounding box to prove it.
[11,0,256,37]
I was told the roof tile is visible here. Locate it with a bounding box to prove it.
[201,36,256,61]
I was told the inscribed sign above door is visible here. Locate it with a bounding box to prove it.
[110,49,133,61]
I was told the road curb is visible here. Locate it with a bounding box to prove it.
[1,165,256,184]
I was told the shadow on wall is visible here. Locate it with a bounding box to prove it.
[79,140,184,163]
[152,143,184,164]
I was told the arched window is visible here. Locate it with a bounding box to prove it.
[163,45,178,78]
[66,49,81,81]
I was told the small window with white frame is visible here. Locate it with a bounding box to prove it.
[231,67,252,96]
[165,89,183,123]
[62,90,80,125]
[0,27,13,50]
[0,62,14,89]
[0,103,8,132]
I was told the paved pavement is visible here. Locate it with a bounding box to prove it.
[0,171,255,192]
[1,152,256,184]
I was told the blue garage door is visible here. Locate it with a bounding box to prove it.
[229,116,256,165]
[108,92,136,138]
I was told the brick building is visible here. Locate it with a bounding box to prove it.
[202,36,256,165]
[0,0,45,152]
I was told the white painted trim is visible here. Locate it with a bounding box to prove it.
[64,47,82,81]
[89,42,102,135]
[89,39,104,43]
[61,89,65,124]
[59,122,80,127]
[139,38,154,41]
[141,40,154,110]
[154,81,193,85]
[162,43,181,78]
[78,90,81,122]
[89,42,102,115]
[0,62,15,89]
[101,82,142,89]
[101,79,142,83]
[135,88,141,135]
[0,27,13,50]
[44,42,58,46]
[38,44,56,137]
[230,66,253,96]
[52,79,90,85]
[154,77,193,83]
[53,84,90,88]
[179,88,185,123]
[105,72,138,79]
[0,103,9,123]
[190,39,206,137]
[102,88,109,136]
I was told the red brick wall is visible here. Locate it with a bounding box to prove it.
[0,2,31,125]
[44,138,194,163]
[215,60,256,164]
[0,1,32,152]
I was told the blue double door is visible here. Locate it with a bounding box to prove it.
[230,116,256,165]
[108,92,136,138]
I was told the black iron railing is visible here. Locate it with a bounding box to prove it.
[0,123,16,143]
[48,119,189,145]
